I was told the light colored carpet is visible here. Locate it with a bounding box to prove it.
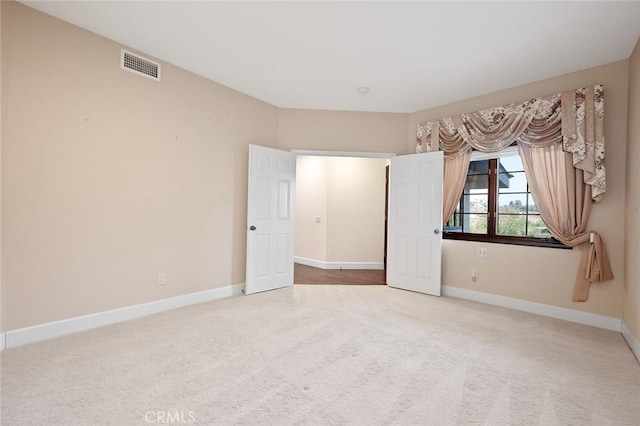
[1,285,639,425]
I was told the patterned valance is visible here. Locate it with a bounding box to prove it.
[416,85,606,202]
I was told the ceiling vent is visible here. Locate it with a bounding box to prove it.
[120,49,160,81]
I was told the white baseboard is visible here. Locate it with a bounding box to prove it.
[4,283,244,349]
[294,256,327,269]
[326,262,384,270]
[442,285,622,332]
[622,321,640,364]
[295,256,384,270]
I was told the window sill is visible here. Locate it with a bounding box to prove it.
[443,233,571,249]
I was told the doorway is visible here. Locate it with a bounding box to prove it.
[293,151,393,285]
[245,146,443,296]
[294,264,386,285]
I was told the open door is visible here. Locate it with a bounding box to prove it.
[245,144,296,295]
[387,151,443,296]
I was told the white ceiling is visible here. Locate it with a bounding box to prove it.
[21,1,640,113]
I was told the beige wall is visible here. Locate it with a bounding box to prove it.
[0,0,4,334]
[624,37,640,340]
[279,109,406,266]
[277,109,409,154]
[2,1,638,334]
[409,61,629,318]
[295,156,328,262]
[326,157,387,264]
[295,156,387,265]
[1,2,278,330]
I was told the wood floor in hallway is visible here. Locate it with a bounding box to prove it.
[294,263,386,285]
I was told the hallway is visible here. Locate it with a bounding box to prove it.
[294,264,386,285]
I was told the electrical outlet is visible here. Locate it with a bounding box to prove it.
[158,272,167,286]
[477,247,488,257]
[471,269,478,282]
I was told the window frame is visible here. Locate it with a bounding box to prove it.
[443,148,568,249]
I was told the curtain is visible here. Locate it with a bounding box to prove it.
[442,150,471,224]
[518,142,613,301]
[417,86,605,201]
[416,85,611,301]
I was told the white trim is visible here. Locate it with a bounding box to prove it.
[295,256,384,270]
[0,333,5,351]
[4,284,244,349]
[294,256,326,269]
[442,285,621,331]
[622,321,640,364]
[291,149,395,159]
[326,262,384,270]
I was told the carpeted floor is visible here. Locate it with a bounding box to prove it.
[1,285,639,425]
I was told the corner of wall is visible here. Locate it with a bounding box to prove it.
[0,0,5,338]
[622,320,640,364]
[407,117,417,154]
[3,2,279,330]
[623,35,640,348]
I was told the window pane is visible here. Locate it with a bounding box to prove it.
[527,194,539,214]
[464,174,488,193]
[498,171,527,193]
[498,193,527,214]
[467,160,489,175]
[444,213,462,232]
[464,213,488,234]
[527,215,550,237]
[497,214,526,236]
[463,193,488,213]
[499,156,524,173]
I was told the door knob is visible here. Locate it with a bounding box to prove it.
[434,229,440,235]
[249,225,256,231]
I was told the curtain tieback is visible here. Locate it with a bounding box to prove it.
[572,232,614,302]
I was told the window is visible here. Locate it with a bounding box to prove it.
[444,148,566,248]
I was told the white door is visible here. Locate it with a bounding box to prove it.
[387,151,443,296]
[245,144,296,295]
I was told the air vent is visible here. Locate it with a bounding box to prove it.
[120,49,160,81]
